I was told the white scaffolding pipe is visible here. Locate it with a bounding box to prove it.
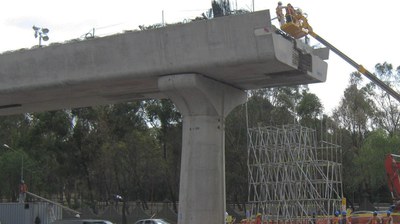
[247,124,342,222]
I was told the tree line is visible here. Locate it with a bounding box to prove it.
[0,62,399,212]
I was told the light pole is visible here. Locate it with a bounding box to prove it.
[3,144,24,181]
[32,25,50,47]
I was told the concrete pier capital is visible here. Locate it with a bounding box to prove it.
[158,73,247,117]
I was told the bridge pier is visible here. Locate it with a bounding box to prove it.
[158,74,246,224]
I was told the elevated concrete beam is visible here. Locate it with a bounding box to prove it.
[0,10,328,116]
[158,74,246,224]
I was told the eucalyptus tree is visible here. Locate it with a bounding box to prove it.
[247,86,306,126]
[144,99,182,212]
[352,129,400,206]
[296,90,323,129]
[225,98,249,211]
[333,72,376,149]
[0,114,31,200]
[332,72,378,208]
[369,62,400,136]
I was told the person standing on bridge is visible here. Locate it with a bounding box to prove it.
[285,3,296,24]
[276,1,286,26]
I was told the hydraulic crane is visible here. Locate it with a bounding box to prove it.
[279,10,400,103]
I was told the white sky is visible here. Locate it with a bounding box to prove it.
[1,0,399,114]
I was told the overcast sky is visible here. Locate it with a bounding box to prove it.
[1,0,399,114]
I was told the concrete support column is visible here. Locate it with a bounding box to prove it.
[158,74,246,224]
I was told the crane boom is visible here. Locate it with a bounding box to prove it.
[308,31,400,102]
[279,12,400,103]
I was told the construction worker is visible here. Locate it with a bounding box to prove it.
[294,8,313,33]
[255,213,262,224]
[276,1,286,26]
[226,214,233,224]
[311,211,317,224]
[340,211,351,224]
[383,211,393,224]
[367,211,382,224]
[285,3,296,24]
[331,211,340,224]
[18,180,27,203]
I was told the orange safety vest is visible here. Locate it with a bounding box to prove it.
[286,5,295,15]
[347,216,352,224]
[383,216,393,224]
[369,216,381,224]
[341,216,352,224]
[331,216,339,224]
[19,183,27,193]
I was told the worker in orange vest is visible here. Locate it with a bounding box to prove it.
[241,218,250,224]
[18,180,28,203]
[383,211,393,224]
[255,213,262,224]
[331,211,340,224]
[276,1,286,26]
[285,3,296,24]
[367,211,382,224]
[341,211,351,224]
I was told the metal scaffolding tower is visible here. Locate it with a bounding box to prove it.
[247,124,342,222]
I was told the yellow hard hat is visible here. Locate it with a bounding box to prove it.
[257,213,262,216]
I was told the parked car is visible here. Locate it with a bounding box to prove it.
[51,219,114,224]
[134,219,170,224]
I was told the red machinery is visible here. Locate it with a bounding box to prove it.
[385,154,400,208]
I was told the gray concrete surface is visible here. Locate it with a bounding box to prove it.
[0,10,327,116]
[159,74,246,224]
[0,9,329,224]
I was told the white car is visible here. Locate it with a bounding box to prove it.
[51,219,114,224]
[134,219,170,224]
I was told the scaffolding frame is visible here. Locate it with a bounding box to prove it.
[247,124,342,222]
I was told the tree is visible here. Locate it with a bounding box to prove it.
[352,129,400,206]
[144,99,182,212]
[247,86,306,126]
[225,100,249,211]
[296,90,323,128]
[332,72,378,208]
[369,62,400,136]
[333,72,375,149]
